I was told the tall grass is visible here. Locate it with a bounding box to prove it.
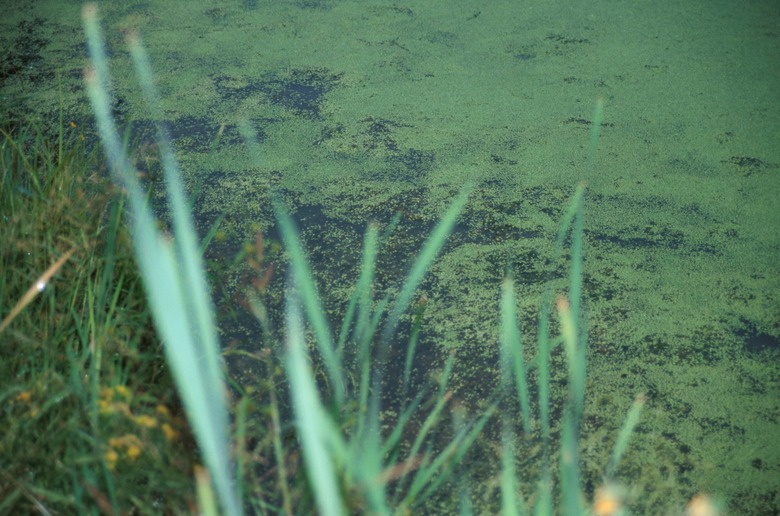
[79,4,647,514]
[1,96,199,512]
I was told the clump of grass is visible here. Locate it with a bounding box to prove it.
[0,114,200,511]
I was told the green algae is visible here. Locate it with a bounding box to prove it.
[3,0,779,512]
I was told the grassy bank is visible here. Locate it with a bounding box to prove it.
[0,117,199,512]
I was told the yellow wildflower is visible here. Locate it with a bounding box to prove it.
[162,423,179,441]
[134,414,158,428]
[126,445,141,461]
[105,449,118,470]
[98,399,113,414]
[115,385,132,401]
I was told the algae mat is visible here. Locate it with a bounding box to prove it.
[2,0,778,512]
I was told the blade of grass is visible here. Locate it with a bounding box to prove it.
[587,98,604,172]
[401,416,473,508]
[351,391,391,515]
[415,403,497,505]
[273,198,345,408]
[235,395,250,509]
[195,466,219,516]
[500,277,531,435]
[337,222,378,356]
[559,410,582,515]
[500,423,521,516]
[379,390,426,459]
[605,393,645,480]
[555,189,587,515]
[391,355,454,504]
[402,295,427,400]
[82,5,239,515]
[380,186,471,349]
[269,388,293,516]
[0,247,76,334]
[567,184,586,424]
[284,283,344,516]
[390,390,451,504]
[124,30,227,417]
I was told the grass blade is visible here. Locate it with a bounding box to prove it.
[380,186,471,348]
[605,393,645,480]
[500,423,521,516]
[284,284,344,516]
[500,278,531,435]
[273,199,345,408]
[82,5,240,514]
[337,222,378,355]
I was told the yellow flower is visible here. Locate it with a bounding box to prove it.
[98,399,113,414]
[15,391,32,403]
[114,402,132,417]
[162,423,179,442]
[156,404,171,417]
[134,414,158,428]
[115,385,132,401]
[126,445,141,461]
[593,484,624,516]
[105,449,118,470]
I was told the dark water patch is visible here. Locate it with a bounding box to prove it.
[667,156,718,178]
[734,319,780,357]
[743,333,780,355]
[212,67,342,119]
[636,331,726,366]
[529,183,575,219]
[563,116,614,128]
[730,488,780,516]
[543,32,590,57]
[128,116,241,153]
[589,191,689,216]
[590,223,720,256]
[295,0,332,10]
[313,121,345,145]
[464,181,574,240]
[426,30,459,48]
[583,266,626,303]
[721,155,779,176]
[591,223,685,250]
[0,17,54,88]
[594,324,738,368]
[514,51,536,61]
[203,7,231,23]
[386,148,436,182]
[460,204,543,245]
[361,116,413,153]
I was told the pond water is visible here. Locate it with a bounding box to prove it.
[3,0,778,512]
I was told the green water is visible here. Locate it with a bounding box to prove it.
[3,0,778,512]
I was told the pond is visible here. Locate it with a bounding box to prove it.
[3,0,778,512]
